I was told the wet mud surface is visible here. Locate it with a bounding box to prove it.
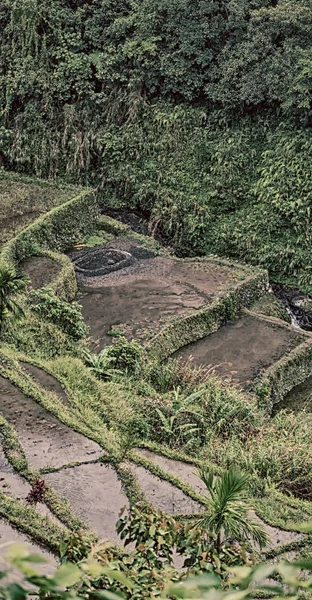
[21,362,68,405]
[136,449,206,496]
[0,519,57,576]
[0,444,64,527]
[251,513,303,550]
[45,463,129,541]
[173,314,304,384]
[19,256,61,290]
[130,464,202,514]
[0,444,31,500]
[76,241,241,349]
[0,376,102,469]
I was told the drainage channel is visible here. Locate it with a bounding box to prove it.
[272,284,312,331]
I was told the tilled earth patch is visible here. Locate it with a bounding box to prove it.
[0,376,102,470]
[45,463,129,542]
[130,463,202,515]
[173,313,305,385]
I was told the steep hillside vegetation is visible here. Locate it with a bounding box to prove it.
[0,174,312,596]
[1,0,312,290]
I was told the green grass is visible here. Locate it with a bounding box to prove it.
[0,172,81,248]
[0,491,66,553]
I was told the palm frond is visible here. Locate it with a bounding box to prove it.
[4,297,25,320]
[197,467,268,549]
[198,466,214,496]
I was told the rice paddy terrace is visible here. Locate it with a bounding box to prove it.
[1,173,312,568]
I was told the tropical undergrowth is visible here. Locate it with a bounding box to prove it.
[14,322,312,506]
[1,265,312,519]
[76,348,312,504]
[1,0,312,291]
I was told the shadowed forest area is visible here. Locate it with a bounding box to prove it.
[1,0,312,290]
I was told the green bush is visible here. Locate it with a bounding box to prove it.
[5,314,75,358]
[106,337,143,374]
[28,289,87,341]
[84,337,143,379]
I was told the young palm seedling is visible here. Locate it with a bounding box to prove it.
[197,467,268,552]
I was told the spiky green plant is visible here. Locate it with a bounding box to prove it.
[155,407,199,447]
[0,265,27,332]
[197,468,268,552]
[82,348,122,380]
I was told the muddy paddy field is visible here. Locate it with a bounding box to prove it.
[1,200,312,570]
[71,238,259,349]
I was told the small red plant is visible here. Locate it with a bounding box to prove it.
[26,478,46,504]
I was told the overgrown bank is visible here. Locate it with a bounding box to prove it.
[1,1,312,291]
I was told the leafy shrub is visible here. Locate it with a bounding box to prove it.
[195,379,263,441]
[3,531,312,600]
[145,356,218,394]
[147,376,264,451]
[28,289,87,341]
[84,337,143,379]
[83,348,123,380]
[107,337,143,375]
[5,316,75,358]
[116,502,252,573]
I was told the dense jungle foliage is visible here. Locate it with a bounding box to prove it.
[1,0,312,289]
